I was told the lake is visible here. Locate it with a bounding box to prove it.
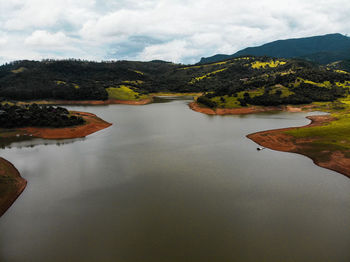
[1,97,350,262]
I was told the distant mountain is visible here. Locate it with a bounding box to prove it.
[199,33,350,65]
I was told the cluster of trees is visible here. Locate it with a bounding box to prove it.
[0,60,148,100]
[219,88,342,109]
[235,81,346,107]
[0,103,84,128]
[197,96,218,108]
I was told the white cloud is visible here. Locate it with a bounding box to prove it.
[1,0,96,31]
[0,0,350,64]
[25,31,72,50]
[136,40,201,63]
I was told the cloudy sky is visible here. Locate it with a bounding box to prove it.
[0,0,350,65]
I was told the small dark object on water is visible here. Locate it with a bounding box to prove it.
[257,147,265,151]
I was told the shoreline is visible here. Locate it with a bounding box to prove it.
[15,111,112,139]
[247,115,350,178]
[0,157,27,217]
[188,102,313,115]
[0,111,112,141]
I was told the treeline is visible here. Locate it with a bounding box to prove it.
[238,83,345,106]
[1,56,350,103]
[0,60,147,100]
[0,103,84,128]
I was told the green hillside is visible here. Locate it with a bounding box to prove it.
[0,59,177,101]
[1,56,350,105]
[194,56,350,108]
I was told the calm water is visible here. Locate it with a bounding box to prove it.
[0,98,350,262]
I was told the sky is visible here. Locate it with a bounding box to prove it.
[0,0,350,65]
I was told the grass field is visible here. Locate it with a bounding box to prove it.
[208,85,294,108]
[251,60,286,69]
[285,99,350,157]
[106,85,149,101]
[189,68,227,84]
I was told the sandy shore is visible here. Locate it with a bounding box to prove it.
[16,111,112,139]
[247,115,350,178]
[188,102,313,115]
[0,157,27,217]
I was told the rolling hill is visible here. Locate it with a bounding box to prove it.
[1,56,350,107]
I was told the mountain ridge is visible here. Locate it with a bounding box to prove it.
[199,33,350,65]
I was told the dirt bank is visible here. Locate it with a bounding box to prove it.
[17,111,112,139]
[188,102,314,115]
[0,157,27,217]
[247,115,350,178]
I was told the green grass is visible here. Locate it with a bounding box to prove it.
[210,88,265,108]
[209,86,294,108]
[334,69,350,74]
[251,60,286,69]
[268,85,294,97]
[132,70,144,75]
[211,95,241,108]
[55,80,66,85]
[335,81,350,90]
[189,68,227,84]
[106,85,149,101]
[295,78,332,88]
[11,67,26,74]
[55,81,79,89]
[121,80,144,85]
[294,78,350,90]
[285,101,350,152]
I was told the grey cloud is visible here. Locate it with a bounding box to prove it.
[0,0,350,64]
[105,36,164,60]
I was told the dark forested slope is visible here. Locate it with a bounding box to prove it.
[1,56,350,106]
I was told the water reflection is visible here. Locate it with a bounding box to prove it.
[152,95,196,103]
[0,137,86,149]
